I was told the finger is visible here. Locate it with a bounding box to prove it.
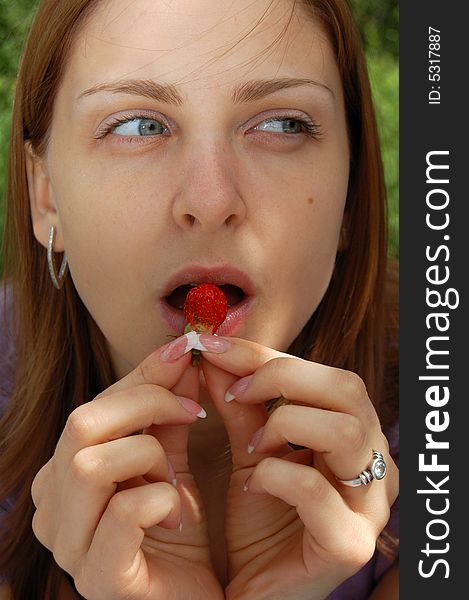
[37,435,174,569]
[56,385,204,470]
[66,333,209,477]
[222,351,379,426]
[245,458,380,569]
[246,404,377,482]
[201,360,289,468]
[96,332,198,400]
[201,335,283,377]
[31,459,53,508]
[75,483,181,599]
[248,403,397,513]
[202,337,379,470]
[97,332,230,400]
[314,449,399,518]
[55,330,208,467]
[33,383,200,508]
[146,361,202,472]
[48,385,201,529]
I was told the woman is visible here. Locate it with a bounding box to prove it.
[0,0,399,598]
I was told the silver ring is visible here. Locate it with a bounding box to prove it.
[338,450,387,487]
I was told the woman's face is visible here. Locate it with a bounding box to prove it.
[33,0,349,377]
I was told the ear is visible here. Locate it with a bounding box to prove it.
[24,141,65,252]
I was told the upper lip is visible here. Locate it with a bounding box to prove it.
[161,264,256,299]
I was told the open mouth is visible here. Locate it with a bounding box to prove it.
[159,266,256,335]
[165,283,246,311]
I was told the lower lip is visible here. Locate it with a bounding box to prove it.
[159,295,255,336]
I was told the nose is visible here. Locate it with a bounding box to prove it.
[172,141,247,232]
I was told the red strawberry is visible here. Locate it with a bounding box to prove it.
[183,283,228,365]
[184,283,228,334]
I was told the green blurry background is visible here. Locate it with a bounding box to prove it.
[0,0,398,264]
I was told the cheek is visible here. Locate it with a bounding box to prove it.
[298,185,347,282]
[269,181,346,272]
[53,146,157,239]
[49,150,170,299]
[49,159,173,364]
[262,184,347,349]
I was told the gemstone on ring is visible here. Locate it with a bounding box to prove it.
[371,450,387,480]
[337,450,388,487]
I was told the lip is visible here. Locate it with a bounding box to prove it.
[159,263,257,335]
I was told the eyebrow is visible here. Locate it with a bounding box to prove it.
[77,77,335,104]
[231,77,334,103]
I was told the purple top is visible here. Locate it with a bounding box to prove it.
[0,282,16,579]
[0,282,399,596]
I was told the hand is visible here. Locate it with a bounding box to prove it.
[31,333,224,600]
[201,336,399,600]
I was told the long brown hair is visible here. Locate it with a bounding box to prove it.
[0,0,398,597]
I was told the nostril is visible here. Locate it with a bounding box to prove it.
[185,214,196,226]
[225,214,236,226]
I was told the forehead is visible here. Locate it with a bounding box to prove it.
[64,0,340,101]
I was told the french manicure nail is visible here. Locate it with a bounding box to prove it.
[247,426,265,454]
[167,459,177,487]
[225,375,253,402]
[161,335,192,362]
[162,332,230,362]
[161,331,214,362]
[184,331,207,351]
[243,474,252,492]
[199,334,231,353]
[176,395,207,418]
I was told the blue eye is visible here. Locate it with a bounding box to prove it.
[254,117,320,138]
[112,117,166,136]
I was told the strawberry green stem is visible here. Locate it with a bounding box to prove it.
[184,323,201,367]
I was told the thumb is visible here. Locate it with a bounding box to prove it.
[201,359,269,469]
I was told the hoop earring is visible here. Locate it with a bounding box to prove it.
[47,225,69,289]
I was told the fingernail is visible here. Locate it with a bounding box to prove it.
[243,474,252,492]
[179,519,183,533]
[199,334,231,353]
[225,375,253,402]
[161,335,191,362]
[176,395,207,418]
[247,426,265,454]
[162,331,218,362]
[167,459,177,487]
[162,332,230,361]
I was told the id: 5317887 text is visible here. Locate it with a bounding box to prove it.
[428,27,441,105]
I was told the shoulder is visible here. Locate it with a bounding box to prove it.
[0,281,16,418]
